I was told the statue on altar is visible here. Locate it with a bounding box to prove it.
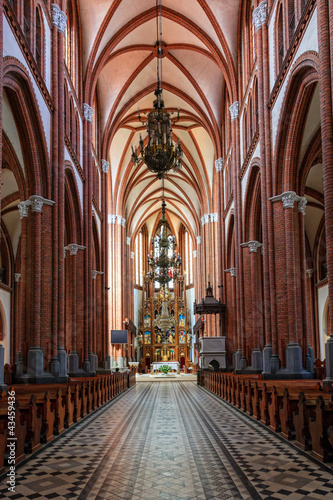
[168,332,174,343]
[161,345,169,361]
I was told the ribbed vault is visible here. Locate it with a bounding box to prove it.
[80,0,240,241]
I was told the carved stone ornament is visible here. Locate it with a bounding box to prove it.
[126,237,131,246]
[229,101,239,121]
[101,159,110,174]
[51,4,67,34]
[248,241,262,253]
[108,215,117,224]
[297,197,307,215]
[30,195,44,213]
[83,103,94,123]
[116,215,126,227]
[92,270,104,279]
[306,269,314,278]
[197,236,201,244]
[281,191,298,209]
[193,250,197,258]
[224,268,236,277]
[253,1,268,31]
[18,201,30,219]
[215,157,223,172]
[210,213,218,223]
[201,214,210,226]
[65,243,86,256]
[14,273,21,283]
[131,251,135,260]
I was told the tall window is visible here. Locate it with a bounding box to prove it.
[35,7,43,72]
[184,230,193,286]
[23,1,31,46]
[277,4,284,73]
[134,231,143,286]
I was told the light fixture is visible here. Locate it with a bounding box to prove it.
[147,179,181,287]
[131,0,183,179]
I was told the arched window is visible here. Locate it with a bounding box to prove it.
[134,231,144,286]
[35,6,44,73]
[288,0,296,45]
[75,114,80,160]
[23,1,31,46]
[277,3,284,73]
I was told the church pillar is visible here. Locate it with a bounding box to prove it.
[27,197,55,381]
[317,0,333,385]
[82,103,95,374]
[16,205,28,376]
[0,0,3,232]
[230,101,246,370]
[253,1,278,375]
[49,3,67,378]
[101,160,110,369]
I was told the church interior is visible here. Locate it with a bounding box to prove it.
[1,0,333,498]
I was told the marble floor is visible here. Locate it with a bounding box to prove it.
[0,382,333,499]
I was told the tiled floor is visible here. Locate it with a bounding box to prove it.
[0,382,333,499]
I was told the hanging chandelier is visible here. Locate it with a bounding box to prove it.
[147,181,181,286]
[131,0,183,179]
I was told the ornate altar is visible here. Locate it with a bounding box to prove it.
[138,276,191,371]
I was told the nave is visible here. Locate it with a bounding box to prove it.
[0,383,333,500]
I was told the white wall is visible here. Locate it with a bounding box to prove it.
[317,284,329,360]
[0,291,11,365]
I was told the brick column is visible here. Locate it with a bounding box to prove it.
[101,160,111,370]
[230,101,246,370]
[253,0,279,375]
[27,197,50,379]
[317,0,333,384]
[82,103,94,373]
[241,241,263,371]
[16,203,29,376]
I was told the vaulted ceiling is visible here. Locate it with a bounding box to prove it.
[80,0,240,242]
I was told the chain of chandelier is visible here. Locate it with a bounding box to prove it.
[132,1,183,288]
[131,0,183,179]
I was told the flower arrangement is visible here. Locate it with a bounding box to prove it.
[160,364,172,374]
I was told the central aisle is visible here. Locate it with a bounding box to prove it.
[0,382,333,499]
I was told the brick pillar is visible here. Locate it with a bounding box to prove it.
[317,0,333,384]
[16,205,28,375]
[253,0,278,374]
[82,103,94,373]
[101,161,110,370]
[306,269,316,356]
[27,199,43,378]
[230,101,246,370]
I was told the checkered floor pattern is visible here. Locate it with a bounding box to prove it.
[0,382,332,499]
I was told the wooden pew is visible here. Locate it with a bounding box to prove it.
[309,395,333,462]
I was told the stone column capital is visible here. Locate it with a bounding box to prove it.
[229,101,239,121]
[253,1,268,31]
[126,237,131,246]
[92,270,104,279]
[83,103,94,123]
[306,269,314,278]
[201,214,210,226]
[297,196,307,215]
[224,268,236,277]
[18,200,30,219]
[241,240,263,253]
[65,244,86,256]
[215,157,223,172]
[51,4,67,33]
[14,273,21,283]
[193,250,197,258]
[101,159,110,174]
[196,236,201,245]
[210,213,218,223]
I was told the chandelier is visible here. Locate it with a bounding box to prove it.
[131,0,183,179]
[147,181,181,286]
